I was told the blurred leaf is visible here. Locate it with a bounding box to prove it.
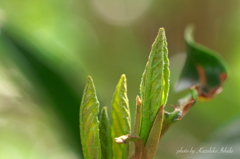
[176,25,228,100]
[111,74,131,159]
[99,106,113,159]
[139,28,170,144]
[0,29,83,156]
[80,76,101,159]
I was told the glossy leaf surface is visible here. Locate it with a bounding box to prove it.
[176,25,228,100]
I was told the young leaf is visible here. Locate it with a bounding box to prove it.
[144,106,164,159]
[99,106,113,159]
[132,96,143,159]
[139,28,170,144]
[133,96,142,136]
[176,25,228,100]
[80,76,101,159]
[111,74,131,159]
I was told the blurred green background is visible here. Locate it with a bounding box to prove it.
[0,0,240,159]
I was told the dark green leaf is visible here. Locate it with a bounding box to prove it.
[176,25,228,100]
[80,76,101,159]
[111,74,131,159]
[99,106,113,159]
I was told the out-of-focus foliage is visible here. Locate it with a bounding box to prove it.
[176,25,228,100]
[0,0,240,159]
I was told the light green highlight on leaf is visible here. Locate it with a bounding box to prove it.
[111,74,131,159]
[191,87,198,100]
[139,28,170,144]
[99,106,113,159]
[80,76,101,159]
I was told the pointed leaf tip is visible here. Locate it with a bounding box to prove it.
[159,27,165,31]
[87,75,92,80]
[80,76,101,159]
[184,24,195,43]
[139,27,170,144]
[121,74,126,78]
[111,75,131,159]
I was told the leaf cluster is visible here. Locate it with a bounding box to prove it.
[79,25,228,159]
